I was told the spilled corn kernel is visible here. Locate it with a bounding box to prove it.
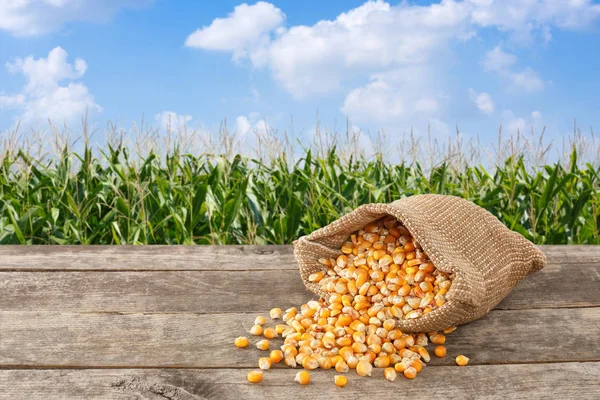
[247,370,263,383]
[334,375,348,387]
[456,355,469,366]
[234,336,248,348]
[295,370,310,385]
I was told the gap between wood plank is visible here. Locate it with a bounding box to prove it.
[2,359,600,370]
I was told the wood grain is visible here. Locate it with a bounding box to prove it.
[1,260,598,313]
[1,308,599,368]
[1,363,599,400]
[0,245,597,271]
[0,245,295,271]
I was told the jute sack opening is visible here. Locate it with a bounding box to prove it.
[293,194,546,333]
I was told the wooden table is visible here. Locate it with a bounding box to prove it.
[0,245,599,399]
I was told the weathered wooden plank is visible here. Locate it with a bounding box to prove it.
[1,260,598,313]
[0,245,295,271]
[1,363,599,400]
[540,245,600,264]
[0,271,314,313]
[1,308,599,368]
[0,245,597,271]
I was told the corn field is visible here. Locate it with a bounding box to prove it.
[0,121,598,245]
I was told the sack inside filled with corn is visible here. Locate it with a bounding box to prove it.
[293,194,546,333]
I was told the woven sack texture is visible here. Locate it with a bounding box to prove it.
[293,194,546,333]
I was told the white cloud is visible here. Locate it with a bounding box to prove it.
[0,47,101,124]
[341,68,442,124]
[509,68,545,92]
[185,2,285,62]
[467,0,600,43]
[482,46,517,72]
[502,110,543,133]
[0,0,150,37]
[155,111,193,131]
[234,113,271,139]
[189,1,600,124]
[469,89,495,115]
[483,46,546,92]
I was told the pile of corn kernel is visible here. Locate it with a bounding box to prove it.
[235,215,470,386]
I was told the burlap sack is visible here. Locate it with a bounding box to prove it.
[293,194,546,333]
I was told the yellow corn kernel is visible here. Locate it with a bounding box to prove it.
[443,326,457,334]
[346,355,359,369]
[249,325,263,336]
[337,336,352,347]
[393,338,406,350]
[270,308,283,319]
[256,339,269,351]
[339,346,354,361]
[275,324,287,335]
[398,284,411,296]
[270,350,283,363]
[456,355,469,366]
[404,242,416,252]
[410,358,423,373]
[434,345,447,358]
[374,355,391,368]
[336,314,352,327]
[295,370,311,385]
[382,342,396,355]
[418,347,431,362]
[302,356,319,370]
[352,342,368,354]
[356,360,373,377]
[403,366,417,379]
[383,319,396,331]
[384,367,397,382]
[282,344,298,358]
[247,370,263,383]
[429,333,446,344]
[390,305,403,319]
[318,357,333,370]
[388,329,402,341]
[336,255,349,268]
[263,327,277,339]
[419,281,434,293]
[258,357,272,370]
[334,375,348,387]
[368,343,381,354]
[341,241,354,254]
[335,359,349,373]
[284,355,297,367]
[234,336,248,348]
[255,316,266,326]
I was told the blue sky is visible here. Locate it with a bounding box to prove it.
[1,0,599,150]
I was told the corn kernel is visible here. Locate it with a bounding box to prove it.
[270,350,283,363]
[334,375,348,387]
[295,370,310,385]
[255,316,266,326]
[434,345,447,358]
[456,355,469,366]
[247,370,263,383]
[256,339,269,351]
[403,366,417,379]
[263,327,277,339]
[234,336,248,348]
[270,308,283,319]
[356,360,373,377]
[384,367,397,382]
[429,333,446,344]
[258,357,272,370]
[249,325,263,336]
